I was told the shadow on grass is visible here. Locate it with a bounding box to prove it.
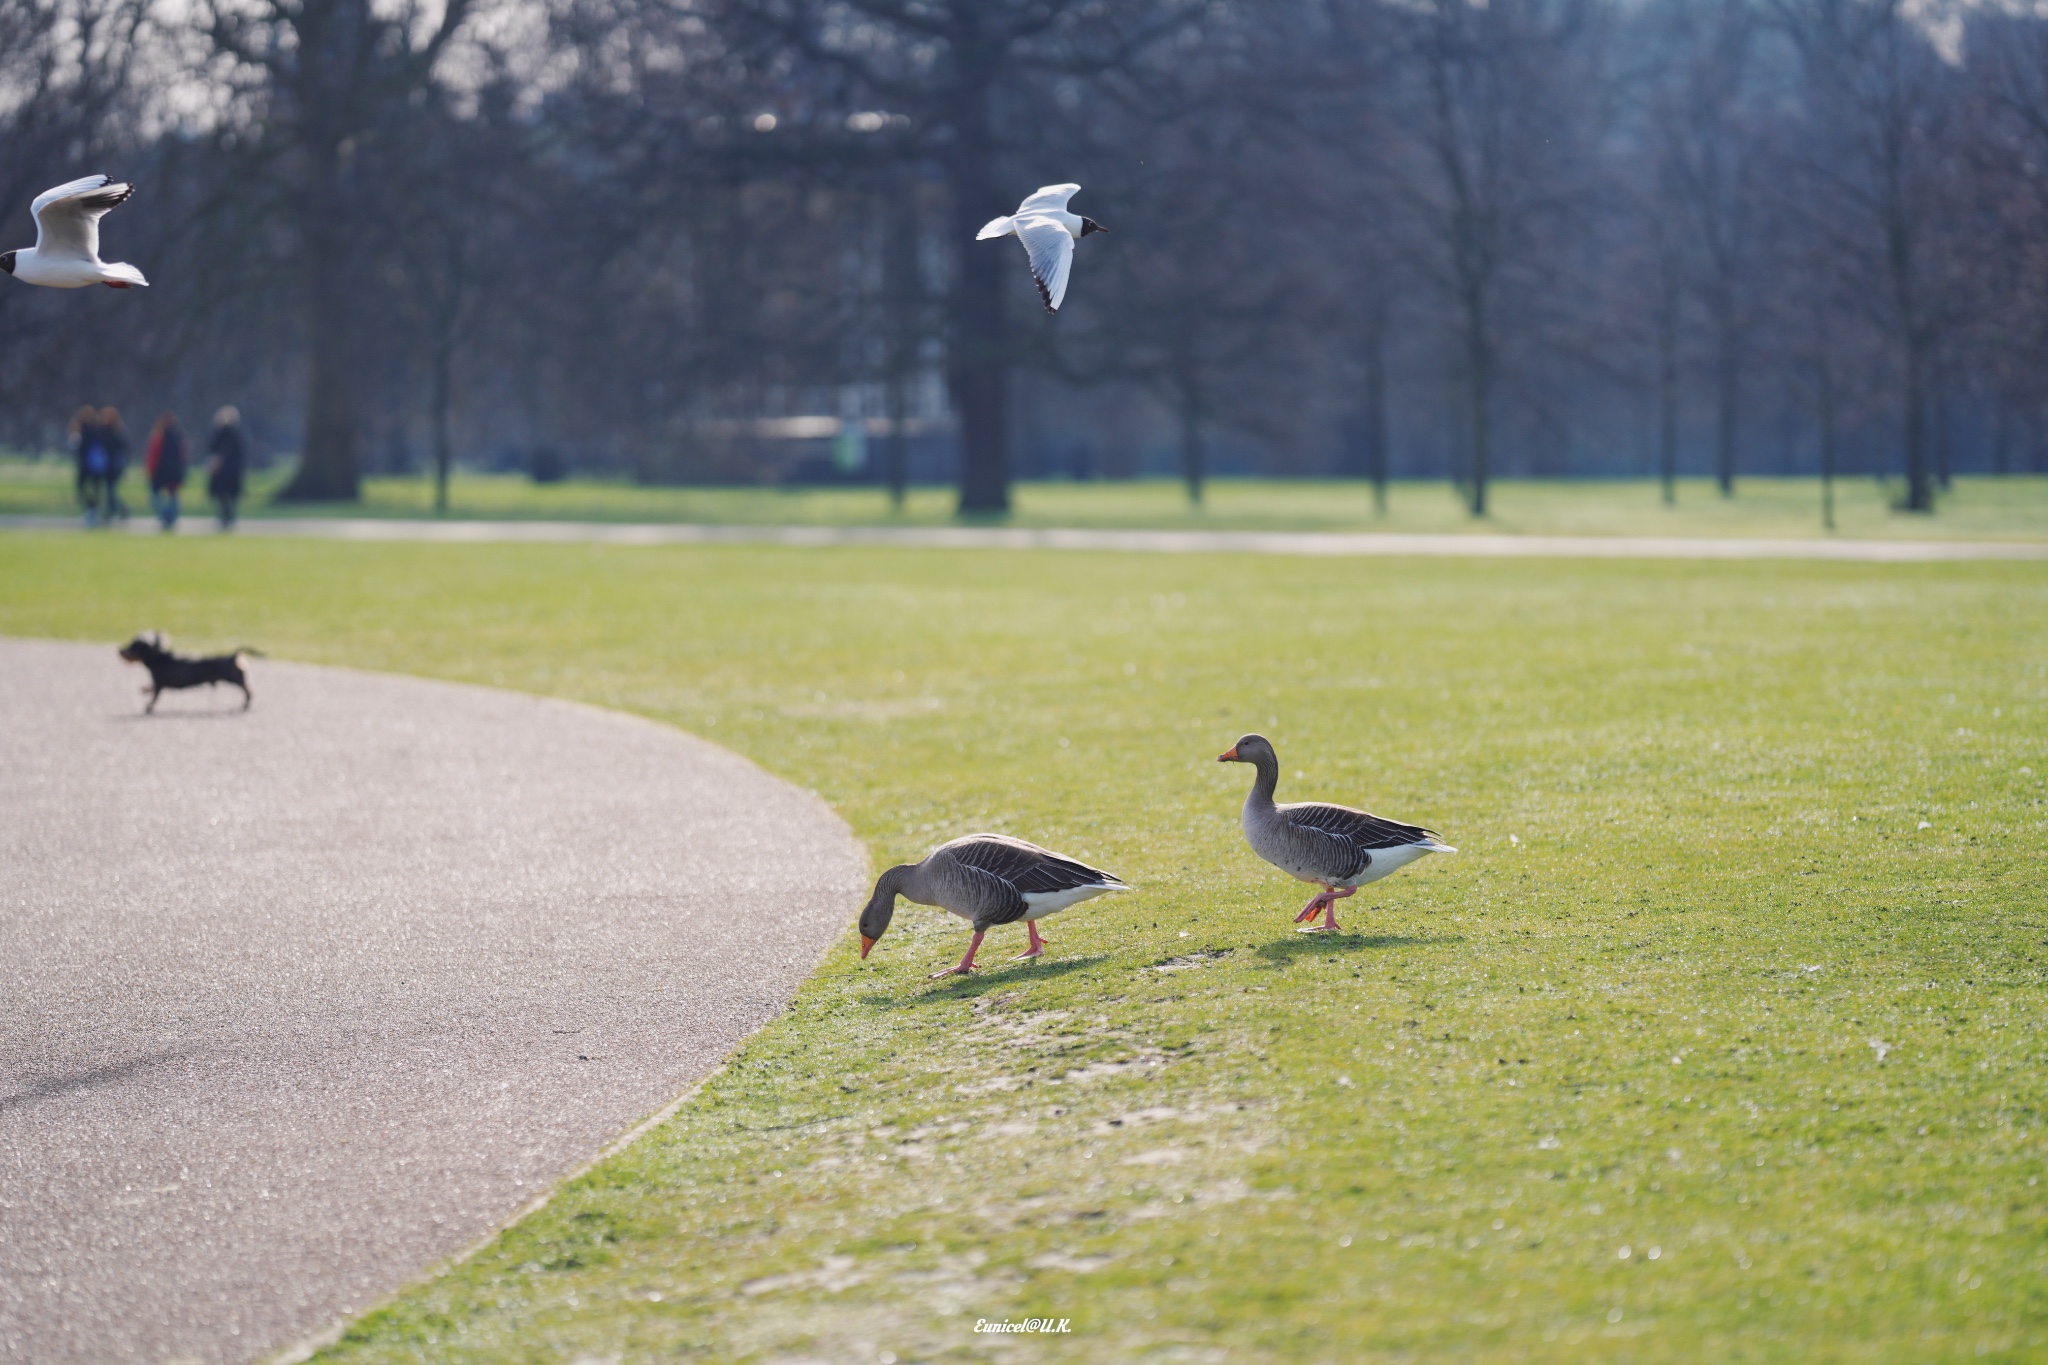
[1253,933,1462,966]
[903,955,1110,1004]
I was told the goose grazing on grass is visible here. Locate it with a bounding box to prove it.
[1219,734,1454,933]
[859,834,1127,978]
[975,184,1106,313]
[1,175,148,289]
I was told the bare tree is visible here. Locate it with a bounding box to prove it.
[1378,0,1611,516]
[206,0,479,500]
[1769,0,1963,513]
[382,78,532,514]
[722,0,1197,513]
[1645,0,1769,498]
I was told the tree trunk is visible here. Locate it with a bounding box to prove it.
[1934,383,1951,490]
[281,262,362,501]
[278,141,361,503]
[1177,377,1205,507]
[946,90,1009,516]
[1466,302,1491,518]
[1714,313,1737,498]
[1900,337,1933,511]
[883,180,918,511]
[1364,310,1389,515]
[885,376,908,510]
[431,336,452,516]
[1658,271,1679,506]
[1818,352,1836,533]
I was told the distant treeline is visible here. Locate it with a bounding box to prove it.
[3,0,2046,512]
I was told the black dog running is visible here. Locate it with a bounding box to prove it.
[117,634,262,713]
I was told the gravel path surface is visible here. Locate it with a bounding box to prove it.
[0,638,866,1365]
[2,513,2043,560]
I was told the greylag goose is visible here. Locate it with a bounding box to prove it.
[859,834,1127,978]
[1219,734,1454,932]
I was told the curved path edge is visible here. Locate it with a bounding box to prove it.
[0,638,868,1365]
[2,513,2042,560]
[264,1064,723,1365]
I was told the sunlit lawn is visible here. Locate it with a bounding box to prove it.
[1,534,2043,1361]
[4,453,2045,539]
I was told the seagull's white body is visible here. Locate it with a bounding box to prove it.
[976,183,1103,313]
[1,175,148,289]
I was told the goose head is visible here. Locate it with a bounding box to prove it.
[1218,733,1276,766]
[858,864,910,958]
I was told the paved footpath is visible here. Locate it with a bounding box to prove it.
[2,513,2044,560]
[0,639,867,1365]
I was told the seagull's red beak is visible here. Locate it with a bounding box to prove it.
[860,935,877,959]
[1218,746,1239,762]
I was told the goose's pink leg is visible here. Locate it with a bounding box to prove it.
[1316,885,1358,932]
[1295,886,1337,923]
[932,928,987,979]
[1013,919,1050,961]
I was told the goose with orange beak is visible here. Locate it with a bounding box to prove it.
[1219,734,1455,932]
[858,834,1127,978]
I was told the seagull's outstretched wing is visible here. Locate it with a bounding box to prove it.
[32,175,132,262]
[1015,217,1075,312]
[31,175,116,219]
[1018,183,1081,215]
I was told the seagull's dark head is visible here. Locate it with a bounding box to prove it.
[0,252,14,276]
[1079,217,1106,237]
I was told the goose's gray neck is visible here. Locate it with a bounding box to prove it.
[1243,752,1279,813]
[881,863,921,902]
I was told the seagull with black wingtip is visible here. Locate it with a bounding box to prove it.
[1219,734,1455,933]
[858,834,1127,978]
[975,184,1106,314]
[1,175,148,289]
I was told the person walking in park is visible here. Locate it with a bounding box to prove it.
[206,406,246,529]
[70,405,106,525]
[146,412,188,531]
[99,406,131,522]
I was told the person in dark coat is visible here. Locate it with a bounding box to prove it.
[99,406,131,521]
[71,406,105,525]
[146,412,188,530]
[206,405,246,529]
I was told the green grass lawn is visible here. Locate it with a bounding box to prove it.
[2,534,2044,1362]
[4,452,2046,539]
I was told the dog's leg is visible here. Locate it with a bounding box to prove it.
[240,682,251,710]
[146,687,159,714]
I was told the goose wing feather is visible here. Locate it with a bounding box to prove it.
[928,851,1032,927]
[1280,802,1438,849]
[939,833,1125,895]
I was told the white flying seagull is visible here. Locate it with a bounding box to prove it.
[976,183,1105,313]
[1,175,148,289]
